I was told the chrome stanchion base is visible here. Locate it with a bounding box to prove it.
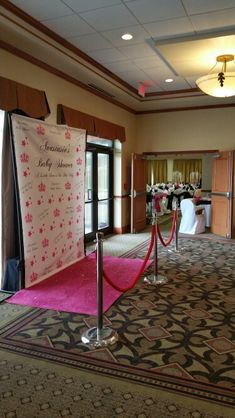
[144,273,168,285]
[81,326,118,348]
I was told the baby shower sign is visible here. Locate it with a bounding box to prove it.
[11,114,86,287]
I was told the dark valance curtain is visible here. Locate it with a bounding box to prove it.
[0,76,50,118]
[57,104,95,134]
[57,104,126,142]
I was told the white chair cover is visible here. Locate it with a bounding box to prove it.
[179,199,205,234]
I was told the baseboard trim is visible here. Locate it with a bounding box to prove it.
[113,225,130,234]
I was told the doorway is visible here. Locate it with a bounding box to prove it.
[85,138,113,242]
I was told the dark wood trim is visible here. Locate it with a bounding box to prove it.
[142,92,204,102]
[113,225,130,234]
[143,150,219,156]
[113,194,130,199]
[136,103,235,114]
[0,40,135,114]
[145,87,200,97]
[0,0,138,95]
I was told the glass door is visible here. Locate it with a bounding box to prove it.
[85,144,113,242]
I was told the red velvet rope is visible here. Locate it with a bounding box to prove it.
[103,224,155,292]
[157,210,177,247]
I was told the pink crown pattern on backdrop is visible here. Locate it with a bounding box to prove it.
[25,197,32,208]
[56,259,63,269]
[30,272,38,283]
[21,137,29,146]
[38,182,46,192]
[42,238,49,248]
[13,116,86,288]
[65,182,71,190]
[53,208,60,217]
[25,213,33,223]
[65,129,71,140]
[36,125,45,135]
[20,153,29,163]
[76,158,82,165]
[23,168,30,177]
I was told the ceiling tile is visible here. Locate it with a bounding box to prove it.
[43,14,95,38]
[132,56,163,69]
[191,8,235,32]
[143,65,175,82]
[69,33,112,52]
[157,34,235,78]
[145,85,163,93]
[88,48,127,63]
[185,76,198,88]
[62,0,122,13]
[116,68,155,88]
[79,4,138,31]
[126,0,186,24]
[158,77,192,90]
[117,68,151,81]
[182,0,235,15]
[144,17,195,38]
[101,25,150,47]
[118,42,156,59]
[10,0,73,21]
[104,60,140,73]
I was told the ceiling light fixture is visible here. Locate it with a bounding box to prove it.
[196,54,235,97]
[121,33,133,41]
[165,78,173,83]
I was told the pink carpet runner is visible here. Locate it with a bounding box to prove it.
[7,254,151,315]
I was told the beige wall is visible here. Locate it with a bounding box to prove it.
[136,109,235,153]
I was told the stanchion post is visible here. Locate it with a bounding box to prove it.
[144,212,168,285]
[96,232,103,337]
[174,207,179,252]
[168,205,184,254]
[81,232,118,348]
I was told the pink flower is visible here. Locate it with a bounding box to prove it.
[38,182,46,192]
[30,272,38,283]
[36,125,45,135]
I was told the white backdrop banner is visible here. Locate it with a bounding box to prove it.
[11,114,86,288]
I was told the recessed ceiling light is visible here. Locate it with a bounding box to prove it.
[121,33,133,41]
[165,78,174,83]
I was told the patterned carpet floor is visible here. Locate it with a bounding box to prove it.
[0,225,234,418]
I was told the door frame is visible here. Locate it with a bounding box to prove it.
[130,153,147,233]
[85,143,114,242]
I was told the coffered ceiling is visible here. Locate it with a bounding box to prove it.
[1,0,235,112]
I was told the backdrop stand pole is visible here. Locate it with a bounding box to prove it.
[81,232,118,348]
[144,212,168,285]
[168,207,184,254]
